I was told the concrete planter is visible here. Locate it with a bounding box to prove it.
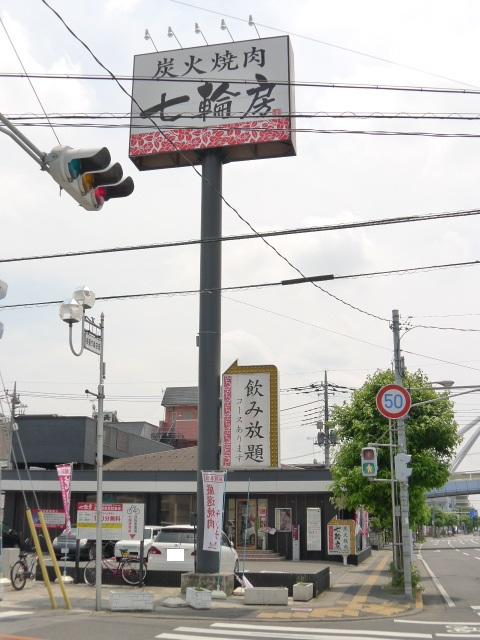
[293,582,314,602]
[244,586,288,606]
[108,590,154,611]
[186,586,212,609]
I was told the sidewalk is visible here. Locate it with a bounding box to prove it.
[0,550,421,622]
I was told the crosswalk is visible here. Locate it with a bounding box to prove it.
[472,605,480,617]
[155,622,433,640]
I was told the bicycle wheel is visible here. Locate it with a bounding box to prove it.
[84,561,96,586]
[121,560,145,586]
[10,560,28,591]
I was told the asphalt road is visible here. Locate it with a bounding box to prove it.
[2,534,480,640]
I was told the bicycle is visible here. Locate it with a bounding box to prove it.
[10,550,37,590]
[83,549,146,586]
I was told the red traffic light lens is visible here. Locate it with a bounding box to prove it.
[94,187,106,206]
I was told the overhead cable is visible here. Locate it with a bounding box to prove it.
[2,206,479,264]
[39,0,386,325]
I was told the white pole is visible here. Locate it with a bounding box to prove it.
[95,314,105,611]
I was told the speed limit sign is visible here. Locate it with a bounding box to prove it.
[376,384,411,419]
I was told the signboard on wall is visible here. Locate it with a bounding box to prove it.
[221,361,279,469]
[32,509,65,529]
[129,36,295,170]
[275,508,292,532]
[327,518,355,556]
[76,503,145,540]
[306,507,322,551]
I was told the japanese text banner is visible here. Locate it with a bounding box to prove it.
[202,471,226,552]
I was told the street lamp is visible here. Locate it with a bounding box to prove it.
[59,286,105,612]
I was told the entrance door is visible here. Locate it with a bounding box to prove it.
[236,499,257,548]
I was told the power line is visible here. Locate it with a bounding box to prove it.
[4,257,480,312]
[170,0,480,90]
[39,0,386,326]
[5,71,480,96]
[11,110,480,122]
[0,16,61,145]
[2,206,479,264]
[13,120,480,139]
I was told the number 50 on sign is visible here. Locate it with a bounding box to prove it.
[376,384,411,420]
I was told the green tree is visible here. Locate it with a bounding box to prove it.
[330,369,459,528]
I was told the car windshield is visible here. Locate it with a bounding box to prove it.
[155,529,195,544]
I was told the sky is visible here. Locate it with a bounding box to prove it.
[1,0,480,506]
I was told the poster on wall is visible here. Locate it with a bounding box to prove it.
[222,360,279,469]
[275,507,292,532]
[306,507,322,551]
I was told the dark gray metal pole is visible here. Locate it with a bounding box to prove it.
[196,151,222,574]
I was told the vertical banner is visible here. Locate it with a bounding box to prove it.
[222,361,279,469]
[202,471,226,552]
[56,463,72,532]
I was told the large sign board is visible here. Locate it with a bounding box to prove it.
[327,518,355,557]
[222,361,279,469]
[129,36,295,170]
[76,502,144,540]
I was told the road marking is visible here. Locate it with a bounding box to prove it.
[436,635,480,638]
[395,620,480,626]
[463,552,470,556]
[418,555,455,607]
[433,550,441,553]
[211,623,432,638]
[471,606,480,610]
[475,557,480,560]
[156,626,433,640]
[0,611,34,620]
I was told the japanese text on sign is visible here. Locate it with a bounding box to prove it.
[222,365,279,469]
[202,471,226,552]
[129,36,295,168]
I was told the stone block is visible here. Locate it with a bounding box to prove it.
[244,586,288,606]
[181,572,234,595]
[185,586,212,609]
[293,582,314,602]
[108,590,154,611]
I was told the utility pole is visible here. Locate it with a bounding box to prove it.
[324,370,330,467]
[391,309,413,599]
[196,151,222,574]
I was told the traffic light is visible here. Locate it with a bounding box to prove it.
[46,145,134,211]
[394,452,412,481]
[317,431,325,446]
[361,446,378,477]
[0,279,7,339]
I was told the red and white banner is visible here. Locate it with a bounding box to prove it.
[202,471,226,552]
[56,463,72,533]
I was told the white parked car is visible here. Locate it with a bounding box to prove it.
[147,525,239,573]
[114,525,163,560]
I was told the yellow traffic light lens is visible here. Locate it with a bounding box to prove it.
[82,173,95,192]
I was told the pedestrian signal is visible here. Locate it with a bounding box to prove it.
[361,446,378,477]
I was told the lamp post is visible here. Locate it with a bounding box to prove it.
[59,286,105,612]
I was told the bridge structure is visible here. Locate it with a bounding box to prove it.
[427,414,480,499]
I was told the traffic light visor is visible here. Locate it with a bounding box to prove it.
[68,147,111,179]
